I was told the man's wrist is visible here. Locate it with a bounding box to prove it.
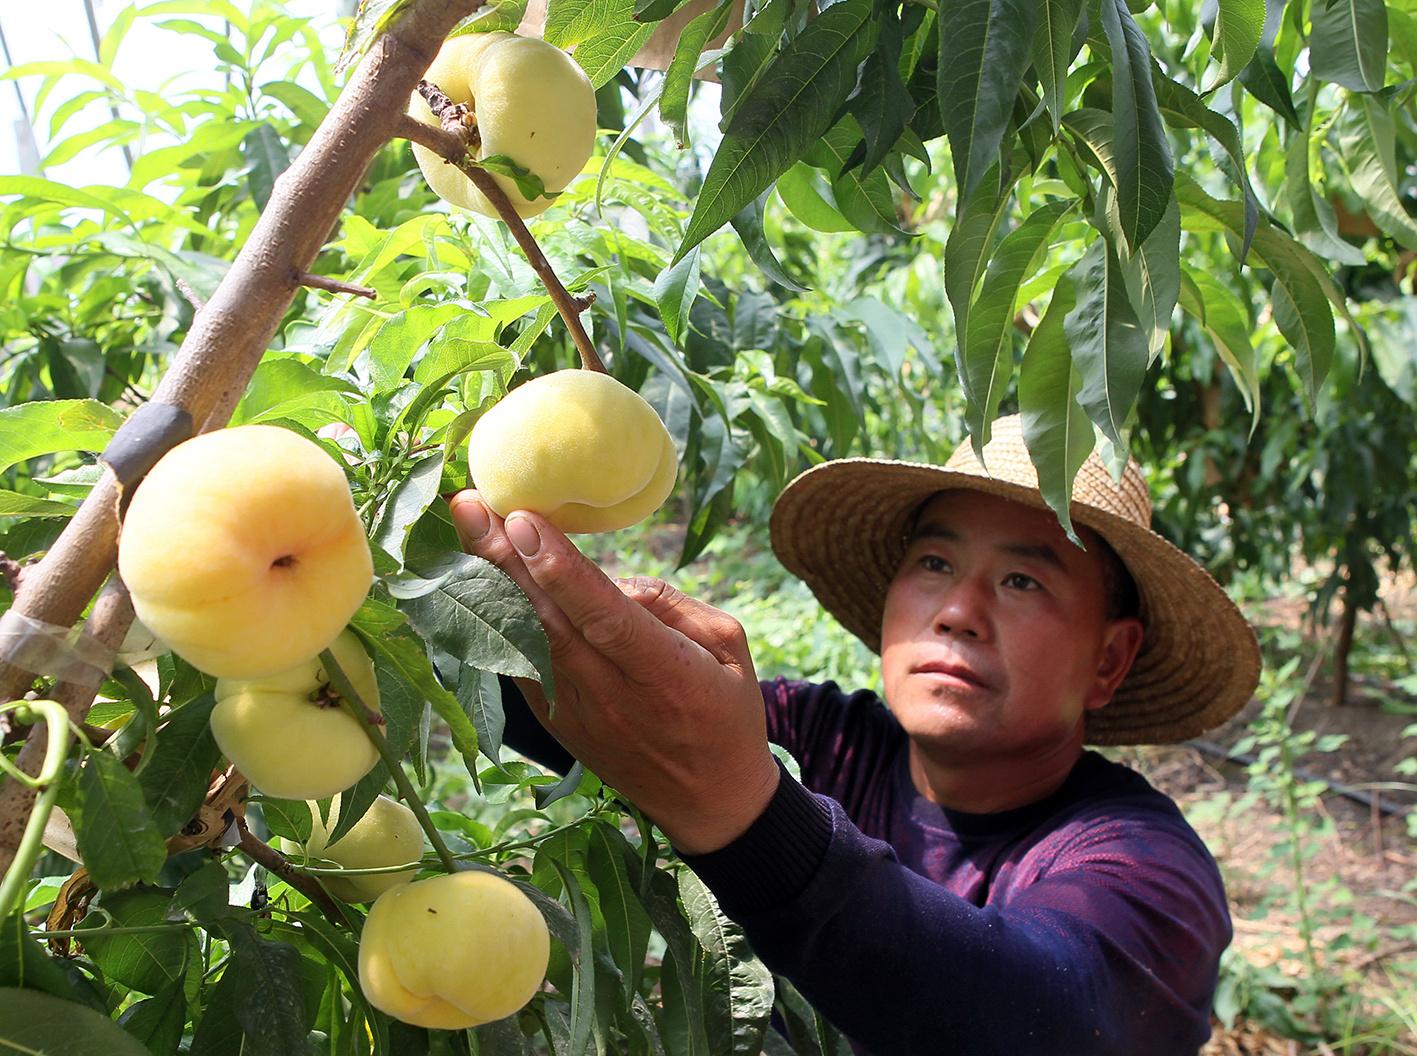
[660,753,783,855]
[676,759,834,915]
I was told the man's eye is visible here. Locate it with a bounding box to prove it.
[920,554,950,573]
[1003,572,1040,591]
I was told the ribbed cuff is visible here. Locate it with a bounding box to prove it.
[677,759,833,916]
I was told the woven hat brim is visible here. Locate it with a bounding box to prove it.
[768,459,1261,746]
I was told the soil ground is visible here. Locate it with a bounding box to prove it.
[1122,582,1417,1055]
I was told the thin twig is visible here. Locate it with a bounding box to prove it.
[0,553,25,591]
[401,90,605,373]
[295,271,377,299]
[235,815,343,922]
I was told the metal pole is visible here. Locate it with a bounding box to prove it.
[81,0,134,171]
[0,14,45,176]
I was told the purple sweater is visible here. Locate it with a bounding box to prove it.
[680,679,1231,1055]
[499,676,1230,1054]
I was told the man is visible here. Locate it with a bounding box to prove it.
[448,414,1260,1055]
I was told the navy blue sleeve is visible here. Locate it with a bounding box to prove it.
[496,675,576,775]
[681,772,1226,1056]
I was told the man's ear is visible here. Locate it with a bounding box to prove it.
[1084,618,1146,712]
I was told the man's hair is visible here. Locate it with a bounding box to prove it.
[902,493,1141,622]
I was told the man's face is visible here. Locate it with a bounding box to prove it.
[879,490,1142,763]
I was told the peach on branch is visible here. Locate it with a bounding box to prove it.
[467,370,677,533]
[117,424,372,680]
[408,31,597,219]
[358,870,550,1028]
[283,793,423,903]
[211,630,381,800]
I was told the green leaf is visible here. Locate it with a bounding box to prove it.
[943,167,1011,369]
[677,0,876,259]
[456,664,504,766]
[1188,269,1261,432]
[1098,0,1173,250]
[136,693,220,837]
[368,304,467,392]
[547,860,596,1056]
[259,81,328,127]
[545,0,657,88]
[1238,45,1301,127]
[231,358,357,426]
[586,823,653,999]
[678,868,773,1056]
[1174,174,1337,406]
[371,454,445,566]
[116,977,186,1056]
[225,923,313,1056]
[1310,0,1387,92]
[1033,0,1086,132]
[937,0,1040,198]
[241,124,289,211]
[1206,0,1264,90]
[775,164,855,233]
[1339,95,1417,250]
[0,987,150,1056]
[729,192,810,293]
[72,750,168,892]
[811,118,908,236]
[848,12,916,174]
[78,890,194,995]
[1019,279,1093,542]
[1283,89,1368,266]
[477,154,559,205]
[0,913,76,1000]
[1063,238,1149,457]
[0,491,77,517]
[960,198,1076,447]
[655,248,702,347]
[1114,193,1180,358]
[398,553,554,690]
[0,400,124,476]
[1153,72,1259,260]
[661,1,734,146]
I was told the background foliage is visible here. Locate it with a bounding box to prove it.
[1,0,1415,1052]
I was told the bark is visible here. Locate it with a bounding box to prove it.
[0,0,483,877]
[1331,580,1357,709]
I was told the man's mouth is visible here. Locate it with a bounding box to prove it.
[912,660,989,689]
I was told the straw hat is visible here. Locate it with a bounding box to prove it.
[769,415,1260,745]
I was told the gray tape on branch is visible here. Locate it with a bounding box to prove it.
[100,402,194,496]
[0,608,114,689]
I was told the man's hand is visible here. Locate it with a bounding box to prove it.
[448,490,781,855]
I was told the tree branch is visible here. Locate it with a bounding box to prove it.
[401,88,605,373]
[0,0,487,877]
[296,271,377,300]
[235,815,343,923]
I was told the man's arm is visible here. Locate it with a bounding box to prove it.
[684,775,1228,1055]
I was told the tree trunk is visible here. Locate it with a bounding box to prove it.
[1331,579,1357,708]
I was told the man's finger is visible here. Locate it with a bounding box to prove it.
[502,511,679,674]
[449,491,618,682]
[616,577,750,669]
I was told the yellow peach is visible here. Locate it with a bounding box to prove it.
[409,32,596,219]
[468,371,677,533]
[212,630,381,800]
[118,425,372,680]
[359,871,550,1028]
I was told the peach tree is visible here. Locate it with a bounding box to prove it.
[0,0,1413,1052]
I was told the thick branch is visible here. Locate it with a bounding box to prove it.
[401,90,605,374]
[0,0,486,875]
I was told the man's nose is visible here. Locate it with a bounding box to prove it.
[933,577,990,640]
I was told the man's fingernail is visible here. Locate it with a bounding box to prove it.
[506,514,541,557]
[452,499,490,544]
